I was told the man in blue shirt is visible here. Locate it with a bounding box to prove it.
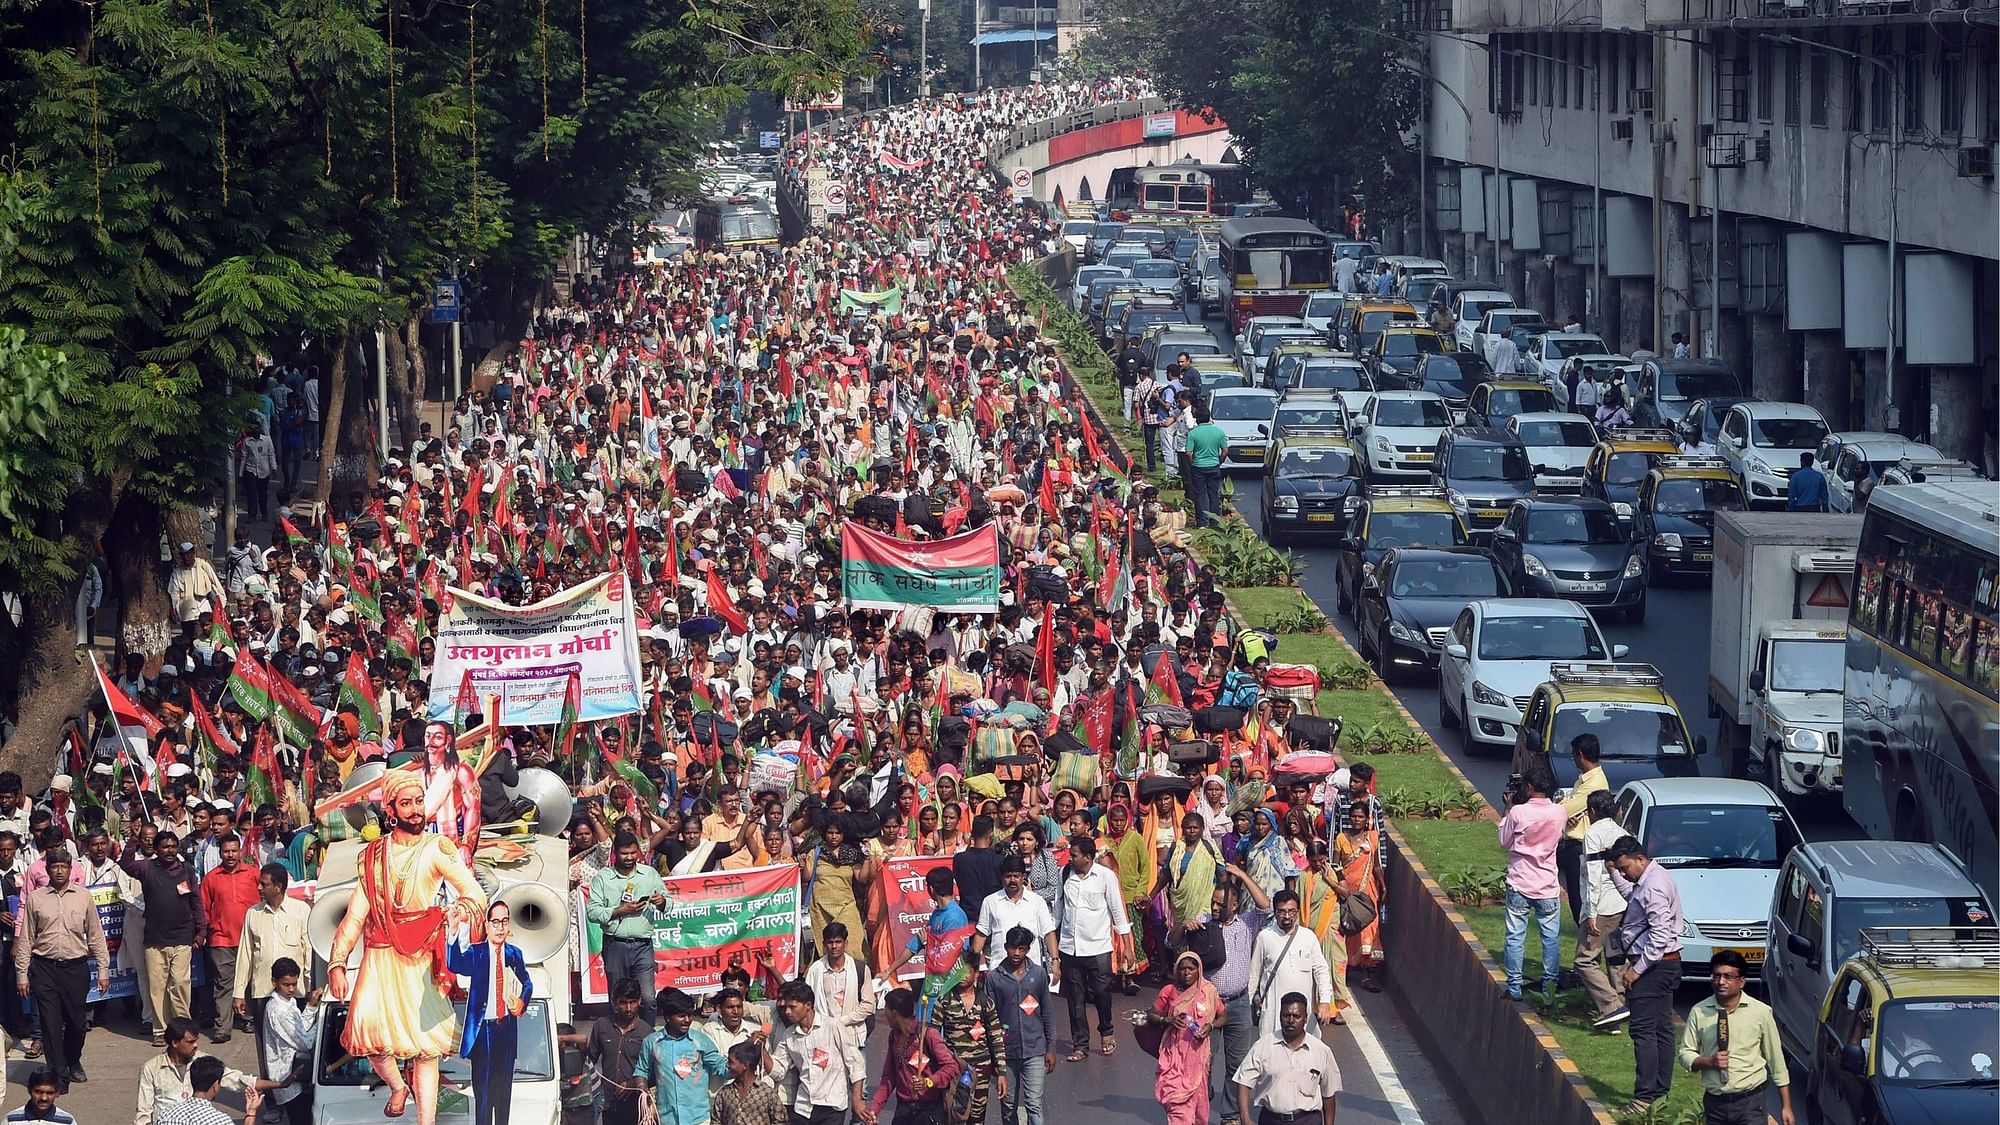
[1786,453,1829,512]
[984,927,1057,1125]
[635,990,730,1125]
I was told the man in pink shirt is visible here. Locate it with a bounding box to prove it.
[1499,765,1566,1001]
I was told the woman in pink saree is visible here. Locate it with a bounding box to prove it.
[1145,949,1225,1125]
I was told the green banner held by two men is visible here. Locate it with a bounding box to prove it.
[838,287,903,315]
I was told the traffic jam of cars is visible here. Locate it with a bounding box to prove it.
[1072,204,1998,1125]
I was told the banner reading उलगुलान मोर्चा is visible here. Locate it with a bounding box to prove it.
[425,572,643,726]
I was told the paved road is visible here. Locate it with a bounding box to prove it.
[24,983,1463,1125]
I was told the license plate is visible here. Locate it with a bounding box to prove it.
[1722,947,1766,965]
[1572,581,1607,593]
[1233,448,1262,461]
[1405,453,1434,462]
[1306,513,1337,523]
[1693,552,1712,563]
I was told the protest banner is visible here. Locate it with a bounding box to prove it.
[841,523,1001,613]
[879,855,956,981]
[427,573,643,725]
[577,864,802,1002]
[83,880,137,1002]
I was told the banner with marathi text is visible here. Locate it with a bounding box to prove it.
[841,523,1001,613]
[426,573,643,725]
[577,864,802,1002]
[880,855,956,981]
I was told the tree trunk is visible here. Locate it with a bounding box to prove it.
[0,590,98,793]
[382,317,419,453]
[106,494,174,672]
[402,314,430,419]
[325,335,380,505]
[316,336,351,509]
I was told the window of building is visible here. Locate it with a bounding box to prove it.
[1558,39,1569,108]
[1719,47,1750,123]
[1756,39,1775,122]
[1785,46,1802,124]
[1903,44,1925,135]
[1939,53,1963,135]
[1986,59,1998,141]
[1607,38,1621,114]
[1869,29,1893,132]
[1810,50,1829,127]
[1847,52,1864,131]
[1575,42,1587,109]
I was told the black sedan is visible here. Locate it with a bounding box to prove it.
[1355,547,1509,681]
[1634,470,1745,582]
[1260,438,1364,545]
[1405,353,1492,413]
[1488,498,1648,623]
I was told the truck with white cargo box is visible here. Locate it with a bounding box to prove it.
[1707,510,1863,795]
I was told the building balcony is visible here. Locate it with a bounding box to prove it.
[1448,0,1648,31]
[1643,0,1987,27]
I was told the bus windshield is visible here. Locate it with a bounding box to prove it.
[720,212,777,242]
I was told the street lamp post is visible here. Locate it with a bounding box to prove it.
[1768,33,1899,425]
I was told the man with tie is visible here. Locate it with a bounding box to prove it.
[448,900,534,1125]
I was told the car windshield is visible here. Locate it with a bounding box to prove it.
[1390,557,1502,598]
[1298,362,1368,392]
[1383,334,1444,358]
[1656,368,1742,401]
[1491,312,1540,333]
[1751,416,1830,450]
[1305,294,1342,318]
[1196,367,1241,391]
[1654,477,1743,513]
[1278,447,1356,477]
[1486,388,1560,418]
[1133,259,1179,279]
[1088,277,1126,300]
[1452,445,1533,481]
[1526,507,1628,544]
[1517,420,1597,448]
[1374,399,1452,427]
[1767,639,1844,693]
[321,1000,556,1084]
[1644,804,1796,868]
[1210,395,1275,422]
[1127,228,1168,245]
[1547,337,1606,358]
[1063,220,1095,236]
[1477,615,1607,661]
[1464,298,1508,321]
[1605,451,1654,484]
[1095,223,1126,240]
[1423,354,1491,382]
[1276,406,1346,431]
[1365,512,1466,549]
[1875,1000,2000,1084]
[1550,705,1691,761]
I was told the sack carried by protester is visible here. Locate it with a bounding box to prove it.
[1043,730,1088,759]
[1050,751,1099,793]
[1138,703,1193,731]
[1338,889,1378,937]
[971,726,1017,764]
[1136,774,1195,803]
[1263,663,1322,705]
[987,754,1037,782]
[1284,714,1343,754]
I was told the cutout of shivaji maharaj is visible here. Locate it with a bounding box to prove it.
[327,767,489,1123]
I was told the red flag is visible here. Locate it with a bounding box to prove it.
[92,653,162,783]
[1035,602,1056,696]
[1038,465,1057,518]
[706,568,747,635]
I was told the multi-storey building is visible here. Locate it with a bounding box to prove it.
[1413,0,1998,465]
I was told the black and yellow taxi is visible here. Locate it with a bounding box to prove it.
[1580,426,1683,527]
[1369,324,1450,389]
[1259,432,1364,546]
[1336,299,1421,358]
[1509,662,1704,784]
[1331,484,1471,617]
[1806,927,1999,1125]
[1633,455,1745,582]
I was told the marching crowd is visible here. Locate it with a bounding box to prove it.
[0,75,1773,1125]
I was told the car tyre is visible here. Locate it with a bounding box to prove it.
[1372,632,1395,683]
[1439,691,1460,729]
[1623,596,1646,624]
[1763,742,1784,791]
[1335,574,1353,617]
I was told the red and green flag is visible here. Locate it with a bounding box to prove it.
[337,650,381,740]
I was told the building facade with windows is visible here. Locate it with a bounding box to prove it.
[1413,0,1998,467]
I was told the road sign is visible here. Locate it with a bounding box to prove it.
[824,182,848,215]
[428,279,463,324]
[1806,573,1850,608]
[758,131,782,151]
[1010,166,1032,201]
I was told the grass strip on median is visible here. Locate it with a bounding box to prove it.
[1013,260,1701,1124]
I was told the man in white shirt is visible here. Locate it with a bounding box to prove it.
[972,857,1060,977]
[1243,890,1335,1039]
[801,921,874,1048]
[231,864,310,1026]
[769,980,868,1125]
[1231,993,1340,1125]
[256,958,317,1124]
[1576,790,1632,1029]
[1054,836,1128,1059]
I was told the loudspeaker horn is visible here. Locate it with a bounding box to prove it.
[339,761,387,831]
[508,767,574,838]
[493,881,570,964]
[308,883,358,966]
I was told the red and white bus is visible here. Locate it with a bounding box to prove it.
[1217,217,1334,332]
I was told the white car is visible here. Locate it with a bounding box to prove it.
[1717,402,1831,509]
[1452,290,1515,352]
[1060,218,1097,255]
[1069,265,1125,312]
[1476,308,1552,373]
[1610,777,1803,980]
[1353,390,1453,479]
[1439,598,1626,750]
[1205,387,1281,470]
[1523,333,1610,388]
[1813,431,1944,512]
[1301,291,1345,335]
[1505,412,1600,491]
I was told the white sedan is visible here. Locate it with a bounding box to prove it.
[1352,390,1452,479]
[1205,387,1281,470]
[1522,333,1609,387]
[1718,401,1831,508]
[1069,265,1126,313]
[1505,412,1600,491]
[1439,598,1627,751]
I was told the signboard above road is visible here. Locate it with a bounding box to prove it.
[1011,166,1032,200]
[758,131,782,151]
[785,91,845,112]
[1143,113,1178,139]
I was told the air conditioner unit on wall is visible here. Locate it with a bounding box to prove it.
[1632,88,1655,114]
[1612,117,1635,141]
[1650,120,1676,145]
[1960,145,1995,179]
[1707,132,1747,168]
